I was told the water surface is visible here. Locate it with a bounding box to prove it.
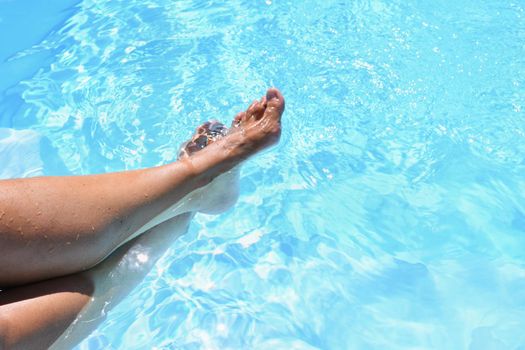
[1,0,524,349]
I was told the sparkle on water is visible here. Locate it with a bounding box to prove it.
[1,0,525,349]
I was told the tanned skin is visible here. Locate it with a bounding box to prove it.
[0,88,284,287]
[0,88,285,349]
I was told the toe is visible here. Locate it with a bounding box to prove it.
[178,139,204,159]
[193,134,208,149]
[186,141,202,154]
[260,95,267,108]
[265,88,285,116]
[196,121,211,134]
[247,100,265,120]
[232,112,245,127]
[208,121,228,138]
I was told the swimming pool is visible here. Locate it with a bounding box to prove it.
[1,0,525,348]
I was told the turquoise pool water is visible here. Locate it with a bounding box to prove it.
[1,0,525,349]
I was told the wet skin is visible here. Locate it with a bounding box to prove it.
[0,88,285,349]
[0,88,284,288]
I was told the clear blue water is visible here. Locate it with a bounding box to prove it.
[1,0,525,349]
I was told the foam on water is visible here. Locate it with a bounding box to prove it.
[1,0,525,349]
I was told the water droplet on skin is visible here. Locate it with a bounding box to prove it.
[66,241,71,245]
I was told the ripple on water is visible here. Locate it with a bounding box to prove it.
[1,0,525,349]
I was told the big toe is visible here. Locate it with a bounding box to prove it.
[265,88,285,118]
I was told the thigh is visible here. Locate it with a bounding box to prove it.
[0,274,94,350]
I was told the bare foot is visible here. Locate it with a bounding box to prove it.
[174,88,284,212]
[228,87,285,157]
[177,120,240,214]
[182,88,285,178]
[182,87,284,161]
[132,88,285,229]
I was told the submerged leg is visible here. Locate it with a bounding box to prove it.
[0,212,193,350]
[54,212,194,349]
[0,274,94,350]
[0,113,246,349]
[0,88,284,287]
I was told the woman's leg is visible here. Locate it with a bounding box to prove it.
[0,88,284,287]
[0,274,94,350]
[54,212,194,350]
[0,212,194,350]
[0,103,245,349]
